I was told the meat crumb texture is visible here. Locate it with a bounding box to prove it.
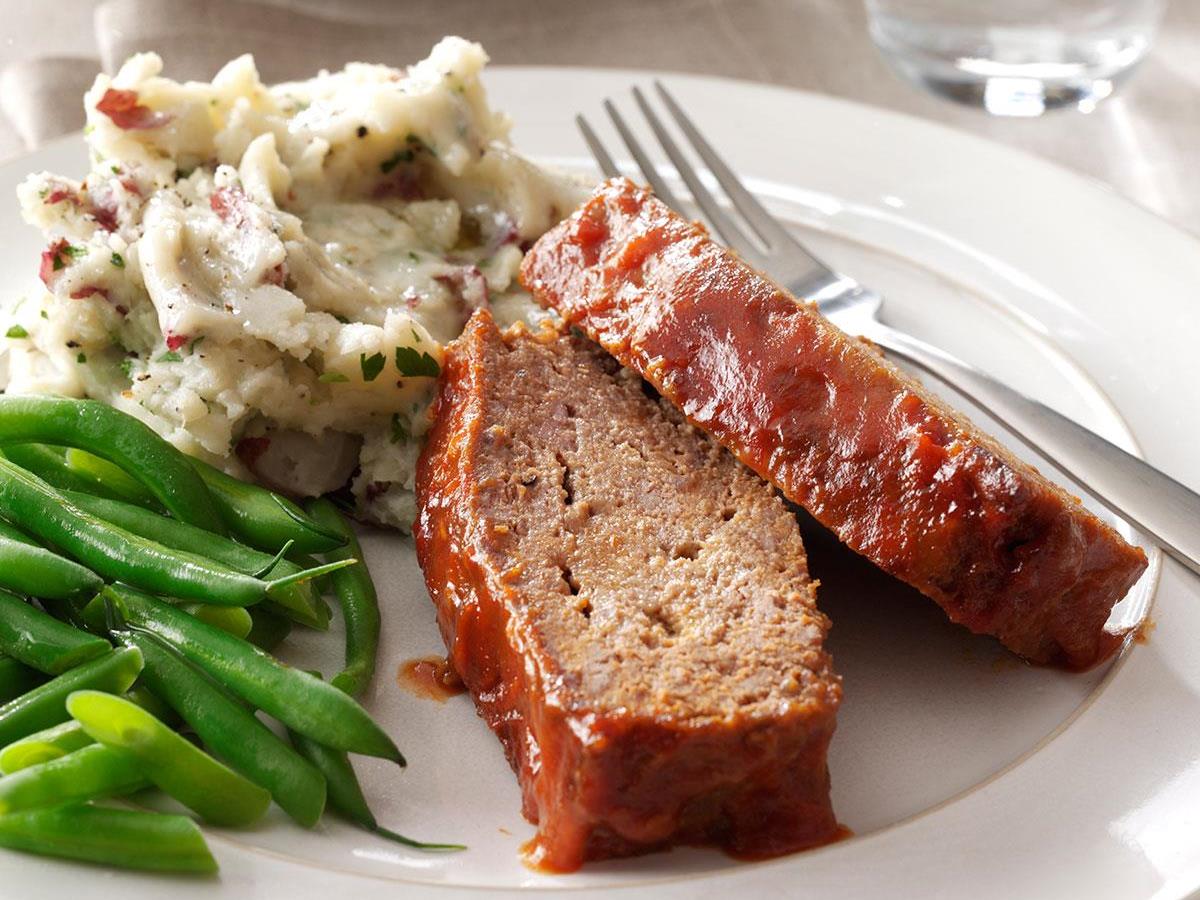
[414,310,840,871]
[521,176,1148,671]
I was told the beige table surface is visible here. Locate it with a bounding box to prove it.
[0,0,1196,233]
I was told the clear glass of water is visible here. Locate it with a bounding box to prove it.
[865,0,1166,116]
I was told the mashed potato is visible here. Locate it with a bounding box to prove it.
[1,38,584,529]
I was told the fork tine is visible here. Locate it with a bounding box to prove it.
[575,114,619,178]
[653,80,795,250]
[630,87,760,259]
[601,99,687,214]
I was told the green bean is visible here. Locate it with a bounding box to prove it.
[0,804,217,873]
[0,522,104,601]
[307,499,379,697]
[124,683,179,724]
[0,519,37,545]
[189,456,344,553]
[0,395,224,532]
[287,670,460,849]
[268,591,330,631]
[37,595,89,630]
[0,589,110,674]
[0,743,146,814]
[0,460,264,605]
[246,606,292,652]
[0,444,138,503]
[0,719,94,773]
[0,654,44,704]
[287,551,336,596]
[63,490,330,628]
[68,690,271,827]
[0,460,348,606]
[289,728,464,851]
[0,687,175,774]
[111,626,326,826]
[288,730,371,823]
[63,447,160,508]
[180,603,252,639]
[0,646,142,748]
[96,585,403,762]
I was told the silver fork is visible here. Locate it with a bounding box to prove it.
[578,82,1200,577]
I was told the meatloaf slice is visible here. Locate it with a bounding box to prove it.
[520,177,1148,671]
[414,309,840,872]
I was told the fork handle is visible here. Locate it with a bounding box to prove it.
[865,320,1200,575]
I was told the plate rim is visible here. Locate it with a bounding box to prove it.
[0,63,1194,899]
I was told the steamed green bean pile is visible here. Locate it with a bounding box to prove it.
[0,395,459,875]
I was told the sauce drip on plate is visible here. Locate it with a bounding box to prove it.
[398,655,466,702]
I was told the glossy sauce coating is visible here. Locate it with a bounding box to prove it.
[521,178,1148,670]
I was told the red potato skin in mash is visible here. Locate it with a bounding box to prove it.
[95,88,174,130]
[520,177,1148,670]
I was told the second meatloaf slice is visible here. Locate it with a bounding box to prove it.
[521,177,1148,671]
[414,309,840,871]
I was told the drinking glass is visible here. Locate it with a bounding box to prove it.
[865,0,1166,116]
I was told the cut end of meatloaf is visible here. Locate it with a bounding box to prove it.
[414,309,840,871]
[520,177,1148,671]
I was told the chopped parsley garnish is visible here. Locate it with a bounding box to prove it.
[390,413,411,444]
[51,243,85,272]
[406,133,436,157]
[156,350,183,363]
[359,352,386,382]
[318,371,349,383]
[39,310,47,319]
[120,357,135,378]
[110,252,125,268]
[380,148,414,174]
[5,325,28,339]
[407,251,420,263]
[395,346,440,378]
[76,352,87,364]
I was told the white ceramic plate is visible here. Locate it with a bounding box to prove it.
[2,67,1198,900]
